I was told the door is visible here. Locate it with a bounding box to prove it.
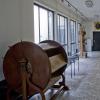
[93,31,100,51]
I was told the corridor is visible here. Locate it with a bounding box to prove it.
[31,52,100,100]
[57,51,100,100]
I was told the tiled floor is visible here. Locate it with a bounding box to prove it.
[30,52,100,100]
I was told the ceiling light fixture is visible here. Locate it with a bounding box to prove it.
[85,0,94,8]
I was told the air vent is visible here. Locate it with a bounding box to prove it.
[85,0,94,8]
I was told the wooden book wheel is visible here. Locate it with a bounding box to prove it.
[3,40,69,100]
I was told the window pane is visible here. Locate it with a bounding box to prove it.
[57,15,60,42]
[77,23,81,51]
[70,20,76,55]
[57,15,68,52]
[76,23,78,47]
[34,5,39,43]
[78,23,80,43]
[70,21,73,41]
[40,8,48,41]
[65,18,68,44]
[48,11,53,40]
[60,16,65,44]
[34,4,54,43]
[73,22,76,42]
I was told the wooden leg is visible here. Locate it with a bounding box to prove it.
[59,74,69,91]
[40,92,46,100]
[50,86,64,100]
[6,89,11,100]
[50,74,69,100]
[21,70,27,100]
[26,76,46,100]
[19,59,27,100]
[52,74,69,90]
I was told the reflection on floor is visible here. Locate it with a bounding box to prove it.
[30,51,100,100]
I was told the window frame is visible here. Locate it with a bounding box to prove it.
[77,23,81,52]
[57,14,68,44]
[34,3,54,43]
[57,14,68,52]
[70,19,77,55]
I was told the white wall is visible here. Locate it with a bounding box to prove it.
[83,21,100,49]
[83,22,93,41]
[0,0,34,80]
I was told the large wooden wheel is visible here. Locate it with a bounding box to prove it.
[3,41,51,97]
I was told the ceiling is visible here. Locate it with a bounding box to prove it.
[67,0,100,21]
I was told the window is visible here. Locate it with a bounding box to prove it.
[34,4,54,43]
[77,23,81,52]
[70,20,76,55]
[57,14,68,52]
